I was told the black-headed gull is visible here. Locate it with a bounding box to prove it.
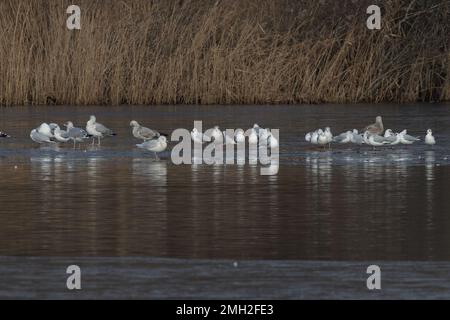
[399,129,420,145]
[425,129,436,147]
[333,131,352,143]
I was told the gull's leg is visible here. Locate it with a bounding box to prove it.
[98,137,101,146]
[73,140,76,149]
[92,137,95,146]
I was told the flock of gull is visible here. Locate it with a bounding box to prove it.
[305,116,436,149]
[24,116,169,158]
[190,125,279,148]
[0,116,278,158]
[0,115,438,159]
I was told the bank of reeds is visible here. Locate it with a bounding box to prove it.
[0,0,448,105]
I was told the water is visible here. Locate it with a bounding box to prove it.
[1,103,450,299]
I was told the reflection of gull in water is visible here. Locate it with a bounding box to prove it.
[425,129,436,147]
[133,159,167,183]
[30,128,54,144]
[136,136,167,159]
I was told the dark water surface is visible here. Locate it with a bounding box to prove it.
[1,104,450,298]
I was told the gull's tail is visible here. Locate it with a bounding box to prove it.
[136,143,145,149]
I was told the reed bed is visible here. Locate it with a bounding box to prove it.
[0,0,448,106]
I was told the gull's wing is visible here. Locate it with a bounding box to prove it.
[95,123,114,135]
[32,130,51,143]
[68,127,88,139]
[404,134,420,141]
[138,126,159,139]
[371,135,386,143]
[333,132,347,142]
[138,139,159,149]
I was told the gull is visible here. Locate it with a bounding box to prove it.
[253,124,261,135]
[259,128,270,140]
[324,127,333,142]
[49,123,59,136]
[248,128,258,144]
[324,127,333,149]
[65,121,89,148]
[136,136,167,159]
[86,115,116,146]
[333,131,352,143]
[235,129,245,143]
[223,131,237,145]
[350,129,364,145]
[30,128,54,144]
[317,131,328,148]
[425,129,436,147]
[53,125,70,143]
[130,120,160,141]
[0,131,10,138]
[364,116,384,135]
[305,132,312,142]
[310,129,322,145]
[399,129,420,145]
[384,129,394,138]
[363,131,390,149]
[383,129,401,145]
[191,128,207,144]
[211,126,222,142]
[268,133,279,148]
[37,123,54,139]
[204,126,222,142]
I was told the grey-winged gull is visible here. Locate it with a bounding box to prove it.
[86,115,116,146]
[130,120,160,141]
[136,136,167,159]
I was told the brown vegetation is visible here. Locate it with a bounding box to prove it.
[0,0,448,105]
